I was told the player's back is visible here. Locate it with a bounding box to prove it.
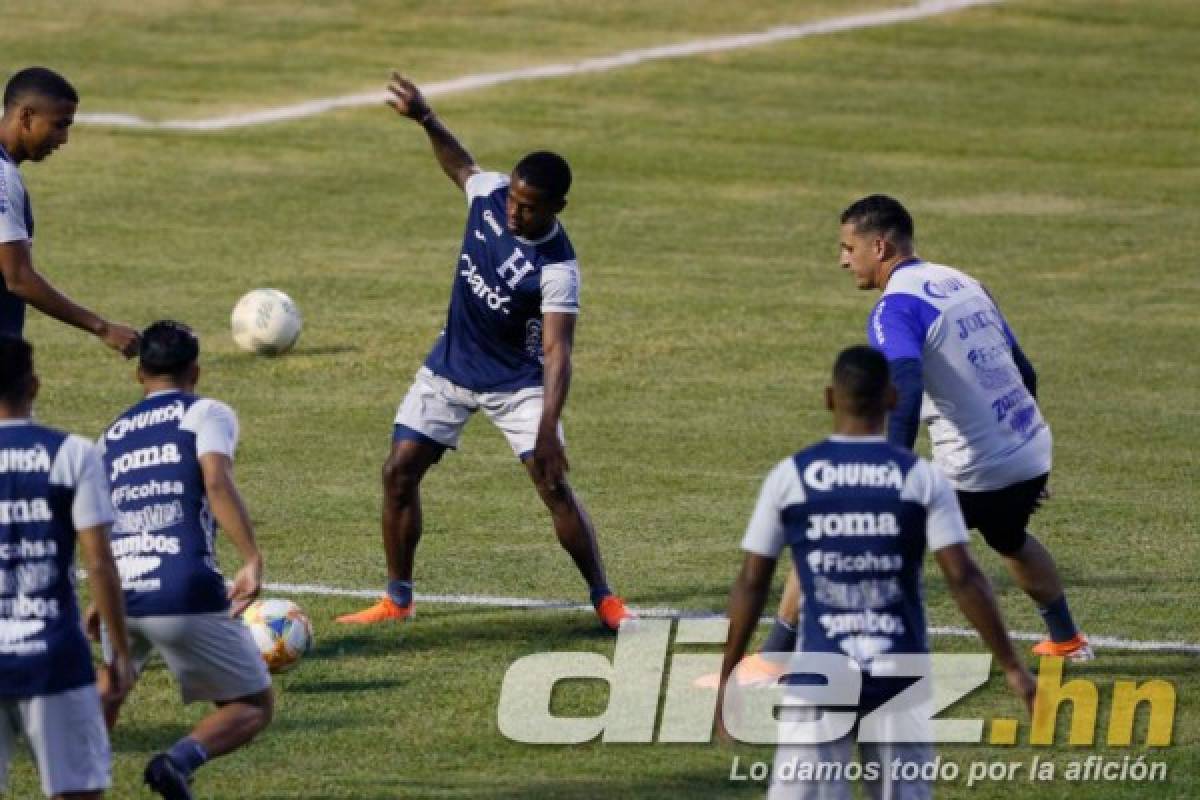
[0,420,95,697]
[872,261,1051,490]
[100,390,230,617]
[781,437,931,670]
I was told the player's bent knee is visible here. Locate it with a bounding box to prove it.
[979,525,1028,556]
[247,687,275,730]
[382,454,425,497]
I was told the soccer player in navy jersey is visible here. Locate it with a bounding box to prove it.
[0,334,132,800]
[0,68,138,355]
[717,346,1035,799]
[337,74,632,631]
[90,321,273,800]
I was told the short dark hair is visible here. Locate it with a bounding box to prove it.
[3,67,78,110]
[832,345,891,417]
[0,335,34,407]
[513,151,572,202]
[139,320,199,378]
[840,194,914,247]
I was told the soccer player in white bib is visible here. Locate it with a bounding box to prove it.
[0,68,138,355]
[0,334,133,799]
[717,346,1035,800]
[90,321,273,800]
[337,74,633,631]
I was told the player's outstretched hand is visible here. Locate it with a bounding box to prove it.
[531,432,569,494]
[386,72,432,122]
[98,320,139,358]
[1005,663,1037,713]
[228,556,264,617]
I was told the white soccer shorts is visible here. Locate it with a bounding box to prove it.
[105,613,271,705]
[393,367,563,458]
[0,684,111,797]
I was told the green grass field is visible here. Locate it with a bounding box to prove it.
[3,0,1198,797]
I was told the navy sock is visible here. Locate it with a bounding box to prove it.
[761,617,798,659]
[387,579,413,607]
[589,584,612,608]
[1038,594,1079,642]
[166,736,208,778]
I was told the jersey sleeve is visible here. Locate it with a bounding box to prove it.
[741,458,805,558]
[465,171,509,205]
[902,460,969,552]
[50,435,115,530]
[0,164,29,243]
[868,294,938,362]
[186,399,240,458]
[541,260,581,314]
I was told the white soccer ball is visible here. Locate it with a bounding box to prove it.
[242,598,314,674]
[231,289,302,356]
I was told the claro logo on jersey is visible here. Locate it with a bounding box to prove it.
[107,400,186,441]
[109,443,183,482]
[803,460,904,492]
[459,254,512,315]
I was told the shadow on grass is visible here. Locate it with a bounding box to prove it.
[286,345,361,357]
[110,714,317,754]
[285,677,409,694]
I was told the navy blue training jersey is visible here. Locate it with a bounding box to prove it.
[0,421,111,697]
[100,391,237,616]
[742,435,968,709]
[423,171,581,393]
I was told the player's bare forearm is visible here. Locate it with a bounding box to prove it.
[420,115,480,191]
[936,545,1022,670]
[78,526,130,660]
[200,454,261,565]
[539,344,572,438]
[385,71,479,190]
[0,241,104,334]
[0,242,139,355]
[720,555,776,687]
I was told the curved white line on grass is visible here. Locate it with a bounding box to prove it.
[76,0,1000,132]
[265,581,1200,655]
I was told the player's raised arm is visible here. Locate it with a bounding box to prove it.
[386,72,480,191]
[0,241,139,356]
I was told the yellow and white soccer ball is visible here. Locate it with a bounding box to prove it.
[231,289,302,356]
[242,598,314,673]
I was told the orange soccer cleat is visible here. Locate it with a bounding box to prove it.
[1032,633,1094,662]
[595,595,636,632]
[335,596,414,625]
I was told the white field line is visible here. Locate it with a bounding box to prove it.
[76,0,1000,132]
[265,581,1200,656]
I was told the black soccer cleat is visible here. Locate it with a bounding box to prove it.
[144,753,195,800]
